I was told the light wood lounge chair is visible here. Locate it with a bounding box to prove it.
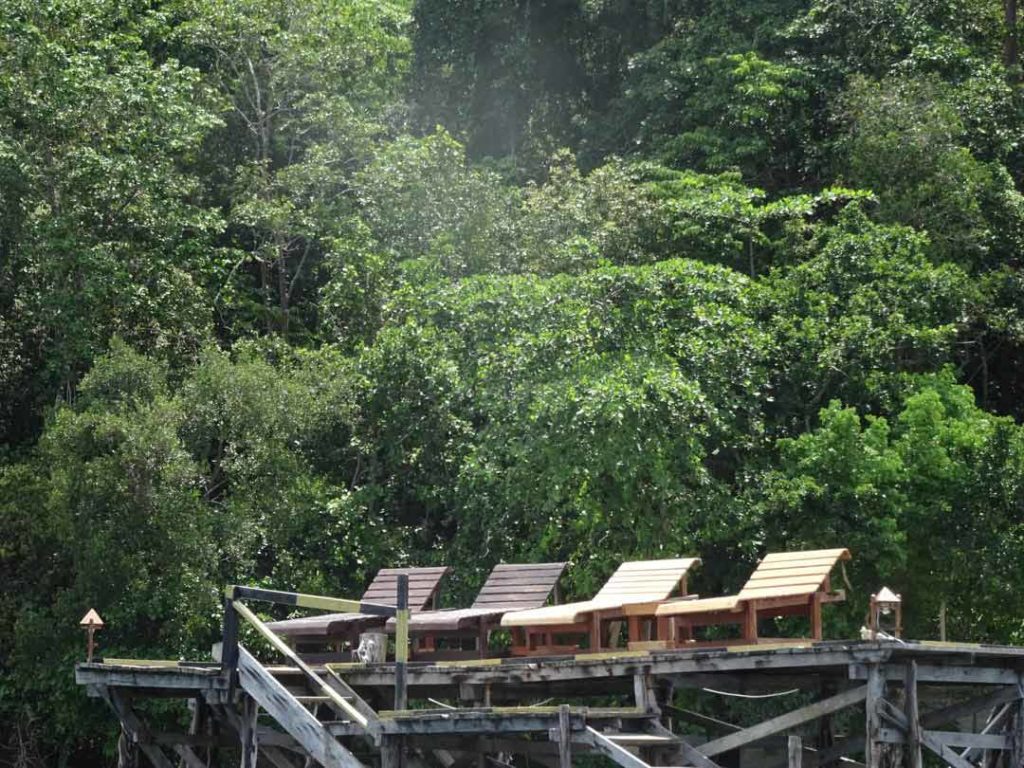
[500,558,700,655]
[389,562,567,659]
[623,548,851,649]
[266,567,450,658]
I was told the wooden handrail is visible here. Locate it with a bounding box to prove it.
[227,585,398,617]
[219,577,411,723]
[232,600,371,729]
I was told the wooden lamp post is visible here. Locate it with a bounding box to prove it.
[80,609,104,662]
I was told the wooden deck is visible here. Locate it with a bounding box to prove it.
[77,639,1024,768]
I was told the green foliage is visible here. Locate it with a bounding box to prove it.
[0,0,223,439]
[838,74,1024,267]
[763,205,973,427]
[623,49,813,186]
[759,372,1024,641]
[3,0,1024,762]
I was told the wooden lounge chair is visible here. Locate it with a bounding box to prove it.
[623,548,851,649]
[266,567,450,657]
[500,558,700,655]
[389,562,567,660]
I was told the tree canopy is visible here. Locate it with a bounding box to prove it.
[2,0,1024,763]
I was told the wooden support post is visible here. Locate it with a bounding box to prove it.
[788,735,802,768]
[103,689,176,768]
[221,593,239,674]
[117,728,139,768]
[634,674,652,713]
[238,696,258,768]
[381,737,402,768]
[395,573,409,711]
[903,662,922,768]
[558,704,572,768]
[865,664,884,768]
[1011,698,1024,768]
[817,680,837,768]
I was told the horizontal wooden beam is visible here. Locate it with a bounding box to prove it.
[76,666,227,691]
[228,585,397,617]
[377,711,589,736]
[920,685,1021,728]
[877,728,1009,750]
[850,663,1020,686]
[335,647,891,689]
[918,728,974,768]
[699,685,868,757]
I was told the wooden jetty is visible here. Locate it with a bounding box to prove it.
[75,583,1024,768]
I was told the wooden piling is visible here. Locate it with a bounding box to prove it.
[395,573,409,711]
[558,704,572,768]
[787,734,802,768]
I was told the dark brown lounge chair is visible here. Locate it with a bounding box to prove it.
[391,562,567,659]
[266,567,450,651]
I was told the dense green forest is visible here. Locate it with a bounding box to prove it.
[3,0,1024,762]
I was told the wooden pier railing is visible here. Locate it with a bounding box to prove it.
[220,578,410,723]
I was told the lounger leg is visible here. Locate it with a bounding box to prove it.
[478,624,488,658]
[676,618,693,644]
[627,615,641,644]
[811,593,823,640]
[656,616,674,645]
[590,612,602,651]
[744,601,759,642]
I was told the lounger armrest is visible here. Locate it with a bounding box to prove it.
[821,589,846,604]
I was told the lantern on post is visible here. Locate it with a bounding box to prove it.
[868,587,902,639]
[79,609,104,662]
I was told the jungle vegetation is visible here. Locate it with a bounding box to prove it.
[2,0,1024,762]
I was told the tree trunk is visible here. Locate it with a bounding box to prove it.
[1005,0,1019,76]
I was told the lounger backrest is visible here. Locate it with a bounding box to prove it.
[362,566,451,613]
[737,549,850,601]
[592,558,700,604]
[470,562,567,611]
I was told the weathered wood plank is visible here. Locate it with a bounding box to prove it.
[236,647,365,768]
[171,743,207,768]
[864,664,883,768]
[575,727,649,768]
[904,661,922,768]
[239,696,258,768]
[1010,700,1024,768]
[920,686,1021,728]
[76,666,228,691]
[233,600,372,730]
[959,702,1012,763]
[557,704,571,768]
[877,729,1008,750]
[699,685,869,757]
[380,737,401,768]
[102,689,176,768]
[850,663,1021,686]
[788,734,802,768]
[917,729,974,768]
